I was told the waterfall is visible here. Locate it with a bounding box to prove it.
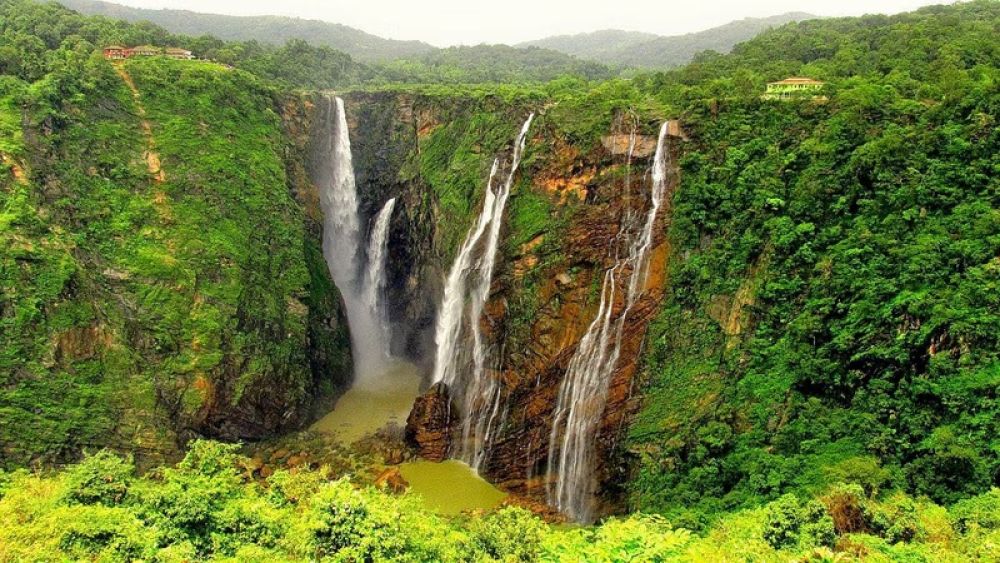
[364,197,397,355]
[547,122,671,522]
[430,115,534,468]
[314,95,392,381]
[431,114,534,388]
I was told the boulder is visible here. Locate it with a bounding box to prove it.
[374,467,409,494]
[405,382,457,462]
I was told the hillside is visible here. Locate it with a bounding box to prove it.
[374,44,614,84]
[57,0,435,62]
[520,12,816,68]
[0,1,354,465]
[1,0,1000,560]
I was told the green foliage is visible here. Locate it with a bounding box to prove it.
[950,488,1000,534]
[629,0,1000,520]
[59,0,434,62]
[0,445,995,561]
[62,450,135,506]
[468,506,546,561]
[1,14,349,465]
[374,44,613,85]
[865,493,922,544]
[762,494,835,551]
[543,514,693,561]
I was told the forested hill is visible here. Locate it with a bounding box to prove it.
[519,12,815,68]
[377,44,614,84]
[627,0,1000,524]
[57,0,435,62]
[2,0,1000,559]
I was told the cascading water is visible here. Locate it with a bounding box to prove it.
[364,197,397,353]
[429,115,534,468]
[547,121,671,522]
[314,94,392,380]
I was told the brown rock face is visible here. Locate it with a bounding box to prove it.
[405,382,457,461]
[374,467,409,494]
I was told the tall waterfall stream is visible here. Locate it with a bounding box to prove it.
[311,96,509,515]
[546,122,671,522]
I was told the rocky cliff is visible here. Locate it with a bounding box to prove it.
[300,89,685,517]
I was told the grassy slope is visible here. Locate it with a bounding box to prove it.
[1,54,348,466]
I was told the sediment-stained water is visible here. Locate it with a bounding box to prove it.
[398,459,507,515]
[310,362,421,443]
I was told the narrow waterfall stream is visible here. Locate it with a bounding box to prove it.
[547,122,671,522]
[430,115,534,471]
[364,197,397,351]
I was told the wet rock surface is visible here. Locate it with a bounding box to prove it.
[405,382,457,462]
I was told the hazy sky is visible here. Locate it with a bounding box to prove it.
[109,0,946,46]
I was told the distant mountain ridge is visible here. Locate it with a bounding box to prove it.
[519,12,818,68]
[57,0,435,61]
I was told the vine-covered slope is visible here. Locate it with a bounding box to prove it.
[1,50,351,466]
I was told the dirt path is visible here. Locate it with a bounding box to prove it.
[113,63,171,221]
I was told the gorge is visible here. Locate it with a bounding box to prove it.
[2,0,999,559]
[302,89,682,522]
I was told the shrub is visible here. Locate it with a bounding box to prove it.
[763,494,805,549]
[865,493,922,544]
[468,506,546,561]
[62,450,135,506]
[950,488,1000,534]
[55,504,156,561]
[762,494,835,551]
[821,483,869,535]
[824,456,892,496]
[588,514,692,561]
[266,468,328,506]
[293,478,410,561]
[176,440,246,478]
[211,497,288,555]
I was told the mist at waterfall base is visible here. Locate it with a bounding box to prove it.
[313,95,395,383]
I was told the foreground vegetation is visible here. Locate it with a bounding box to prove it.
[3,0,1000,559]
[0,442,996,561]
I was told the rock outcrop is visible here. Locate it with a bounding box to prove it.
[374,467,410,493]
[405,382,457,462]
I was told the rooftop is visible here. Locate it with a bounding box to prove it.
[769,77,825,86]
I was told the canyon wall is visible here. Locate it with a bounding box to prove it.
[303,90,685,517]
[1,58,352,467]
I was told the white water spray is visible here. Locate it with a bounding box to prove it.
[431,115,534,388]
[547,122,671,522]
[364,197,397,356]
[315,95,392,381]
[429,115,534,468]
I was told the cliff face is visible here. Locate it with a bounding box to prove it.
[317,90,683,516]
[1,57,351,467]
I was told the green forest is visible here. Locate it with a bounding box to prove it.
[1,0,999,560]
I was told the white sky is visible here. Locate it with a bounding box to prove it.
[110,0,948,47]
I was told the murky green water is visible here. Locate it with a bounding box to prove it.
[399,459,508,515]
[310,361,422,443]
[311,361,507,514]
